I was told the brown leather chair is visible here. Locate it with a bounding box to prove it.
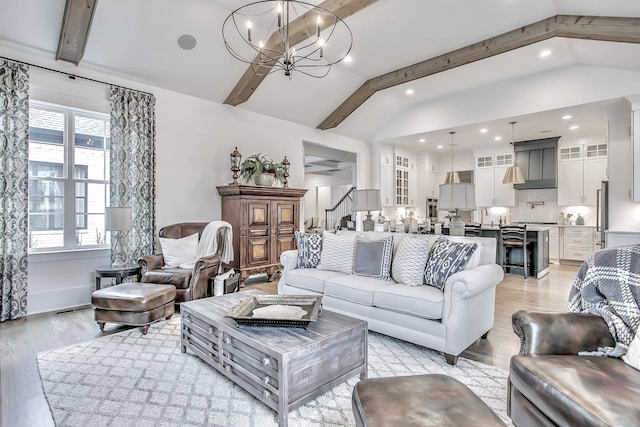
[138,222,229,303]
[508,310,640,426]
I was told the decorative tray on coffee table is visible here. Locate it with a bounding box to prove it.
[225,295,322,328]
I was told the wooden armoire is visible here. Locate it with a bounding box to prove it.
[216,184,307,283]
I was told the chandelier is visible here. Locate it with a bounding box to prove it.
[222,0,353,78]
[503,121,526,184]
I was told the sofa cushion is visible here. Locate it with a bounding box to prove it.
[317,231,356,274]
[354,236,393,280]
[294,231,323,268]
[325,274,388,306]
[372,282,444,319]
[286,268,344,293]
[510,355,640,426]
[423,237,478,290]
[391,237,430,286]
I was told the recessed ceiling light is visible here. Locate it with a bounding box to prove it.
[494,136,502,141]
[480,128,488,134]
[570,125,579,130]
[436,145,443,149]
[343,55,353,63]
[405,88,414,95]
[419,138,426,143]
[177,34,197,50]
[539,49,551,58]
[562,115,572,120]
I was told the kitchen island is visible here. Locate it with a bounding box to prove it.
[480,225,550,279]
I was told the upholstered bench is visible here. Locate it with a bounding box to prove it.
[352,374,505,427]
[91,283,176,334]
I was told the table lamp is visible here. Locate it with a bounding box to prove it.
[105,207,132,267]
[437,183,476,236]
[352,189,382,232]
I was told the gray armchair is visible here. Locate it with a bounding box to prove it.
[138,222,229,303]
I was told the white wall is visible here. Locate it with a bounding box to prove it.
[3,46,371,314]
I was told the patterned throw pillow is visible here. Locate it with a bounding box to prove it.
[391,237,431,286]
[424,237,478,290]
[316,231,356,274]
[353,236,393,280]
[295,231,323,268]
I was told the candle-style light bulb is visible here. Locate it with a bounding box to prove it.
[259,40,264,60]
[318,38,325,58]
[277,2,282,27]
[316,16,321,38]
[246,20,252,42]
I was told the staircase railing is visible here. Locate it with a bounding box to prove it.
[325,186,356,230]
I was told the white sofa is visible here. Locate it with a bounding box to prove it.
[278,231,504,365]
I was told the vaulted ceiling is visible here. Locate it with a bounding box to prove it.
[2,0,640,153]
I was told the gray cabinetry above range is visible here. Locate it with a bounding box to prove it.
[514,137,559,190]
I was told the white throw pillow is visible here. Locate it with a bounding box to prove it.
[391,237,430,286]
[160,232,199,268]
[316,231,356,274]
[623,327,640,370]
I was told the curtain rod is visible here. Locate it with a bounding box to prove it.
[0,55,153,97]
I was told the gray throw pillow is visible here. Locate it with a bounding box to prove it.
[424,237,478,290]
[295,231,323,268]
[353,236,393,280]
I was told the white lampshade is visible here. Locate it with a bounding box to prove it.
[352,189,382,212]
[437,183,476,211]
[105,207,132,231]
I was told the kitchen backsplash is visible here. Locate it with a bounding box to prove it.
[475,188,596,226]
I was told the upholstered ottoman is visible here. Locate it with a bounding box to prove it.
[92,283,176,334]
[352,374,505,427]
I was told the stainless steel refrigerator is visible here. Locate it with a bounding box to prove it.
[596,180,608,249]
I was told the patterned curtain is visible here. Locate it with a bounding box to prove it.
[109,87,156,264]
[0,59,29,321]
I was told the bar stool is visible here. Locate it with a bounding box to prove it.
[464,223,482,237]
[500,224,534,279]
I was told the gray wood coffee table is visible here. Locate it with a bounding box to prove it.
[180,290,368,427]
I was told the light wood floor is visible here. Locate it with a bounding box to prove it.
[0,265,577,427]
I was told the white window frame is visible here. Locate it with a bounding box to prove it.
[28,101,111,253]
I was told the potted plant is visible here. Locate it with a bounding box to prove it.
[239,153,285,186]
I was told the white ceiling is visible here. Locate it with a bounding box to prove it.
[2,0,640,156]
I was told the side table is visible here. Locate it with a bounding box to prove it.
[95,264,141,290]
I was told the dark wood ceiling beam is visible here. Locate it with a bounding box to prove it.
[318,15,640,131]
[224,0,379,106]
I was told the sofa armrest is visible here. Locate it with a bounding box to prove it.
[445,263,504,298]
[512,310,615,356]
[138,254,164,274]
[280,250,298,273]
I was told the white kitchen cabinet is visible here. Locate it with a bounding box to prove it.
[391,149,417,206]
[380,164,394,206]
[562,226,595,262]
[425,171,439,197]
[557,144,607,206]
[475,155,515,207]
[549,226,560,263]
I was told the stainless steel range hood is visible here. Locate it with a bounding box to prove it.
[513,137,560,190]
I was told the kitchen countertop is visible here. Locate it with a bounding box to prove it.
[481,225,551,231]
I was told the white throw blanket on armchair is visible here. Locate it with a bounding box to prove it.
[179,221,234,270]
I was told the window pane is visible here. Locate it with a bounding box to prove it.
[28,179,64,249]
[75,114,109,180]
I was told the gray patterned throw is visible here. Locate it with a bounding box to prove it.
[568,244,640,357]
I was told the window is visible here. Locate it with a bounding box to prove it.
[28,102,110,251]
[495,154,513,166]
[476,156,493,168]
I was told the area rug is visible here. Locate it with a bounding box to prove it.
[37,319,511,426]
